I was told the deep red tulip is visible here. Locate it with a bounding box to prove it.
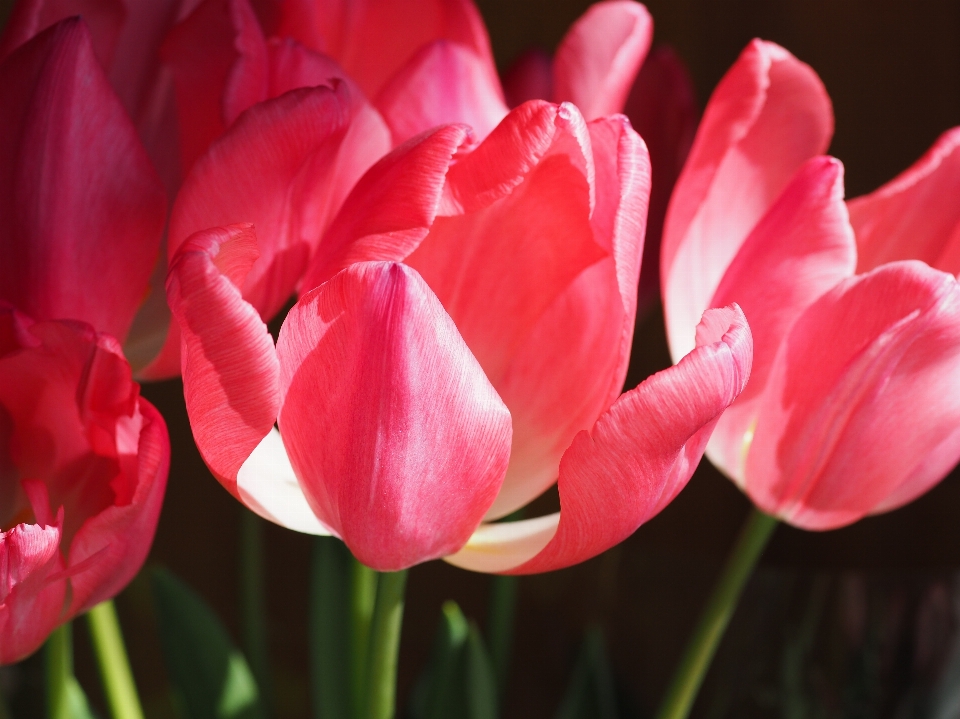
[167,101,753,572]
[0,21,170,662]
[661,39,960,529]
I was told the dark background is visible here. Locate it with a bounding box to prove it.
[7,1,960,717]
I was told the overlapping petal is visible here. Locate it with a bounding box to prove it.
[707,157,857,480]
[745,262,960,529]
[277,262,512,570]
[552,0,652,121]
[0,19,167,343]
[447,304,752,574]
[849,127,960,275]
[661,39,833,361]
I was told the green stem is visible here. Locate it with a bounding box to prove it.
[45,624,72,719]
[362,570,409,719]
[655,508,779,719]
[240,509,273,717]
[310,536,350,719]
[351,560,378,719]
[87,601,145,719]
[487,573,518,699]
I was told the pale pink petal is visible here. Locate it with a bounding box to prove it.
[302,123,472,291]
[746,261,960,529]
[661,39,833,361]
[375,39,507,145]
[161,0,267,179]
[552,0,652,121]
[707,156,856,481]
[502,48,553,108]
[482,115,651,519]
[0,19,166,342]
[447,304,753,574]
[849,127,960,275]
[276,262,512,571]
[236,428,333,535]
[0,522,66,664]
[274,0,496,100]
[623,45,698,310]
[165,225,280,495]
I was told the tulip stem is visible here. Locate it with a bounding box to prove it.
[362,569,408,719]
[45,624,72,719]
[351,559,379,718]
[87,600,146,719]
[310,536,351,719]
[655,508,778,719]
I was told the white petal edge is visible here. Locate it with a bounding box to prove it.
[237,428,335,536]
[444,512,559,573]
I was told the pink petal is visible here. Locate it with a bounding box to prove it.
[0,522,66,664]
[552,0,652,121]
[0,19,167,343]
[849,127,960,275]
[276,262,512,571]
[167,81,366,323]
[480,115,651,519]
[0,0,124,66]
[661,39,833,362]
[274,0,496,100]
[302,123,472,291]
[161,0,268,180]
[502,48,553,108]
[447,304,753,574]
[374,39,507,145]
[745,261,960,529]
[623,45,698,311]
[165,224,280,495]
[708,156,856,481]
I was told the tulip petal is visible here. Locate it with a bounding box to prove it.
[302,123,472,291]
[623,45,698,309]
[166,225,281,495]
[0,0,124,66]
[0,521,66,665]
[0,19,167,343]
[661,39,833,362]
[161,0,268,178]
[236,428,333,536]
[277,262,512,571]
[481,115,651,519]
[708,157,856,481]
[274,0,496,99]
[552,0,652,121]
[375,39,507,145]
[849,127,960,275]
[447,304,752,574]
[502,48,553,108]
[746,261,960,529]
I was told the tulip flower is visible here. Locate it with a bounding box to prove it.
[0,20,170,664]
[661,38,960,530]
[168,99,753,572]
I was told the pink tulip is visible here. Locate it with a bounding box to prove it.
[661,39,960,529]
[167,100,753,572]
[0,20,170,662]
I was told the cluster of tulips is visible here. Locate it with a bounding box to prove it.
[1,0,959,716]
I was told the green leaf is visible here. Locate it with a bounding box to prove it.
[464,623,497,719]
[63,677,98,719]
[150,567,263,719]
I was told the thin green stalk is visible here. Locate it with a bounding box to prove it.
[351,560,379,719]
[310,536,350,719]
[655,508,778,719]
[362,570,409,719]
[240,509,273,716]
[487,573,518,698]
[46,624,72,719]
[87,601,145,719]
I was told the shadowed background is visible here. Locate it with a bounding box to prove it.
[4,1,960,717]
